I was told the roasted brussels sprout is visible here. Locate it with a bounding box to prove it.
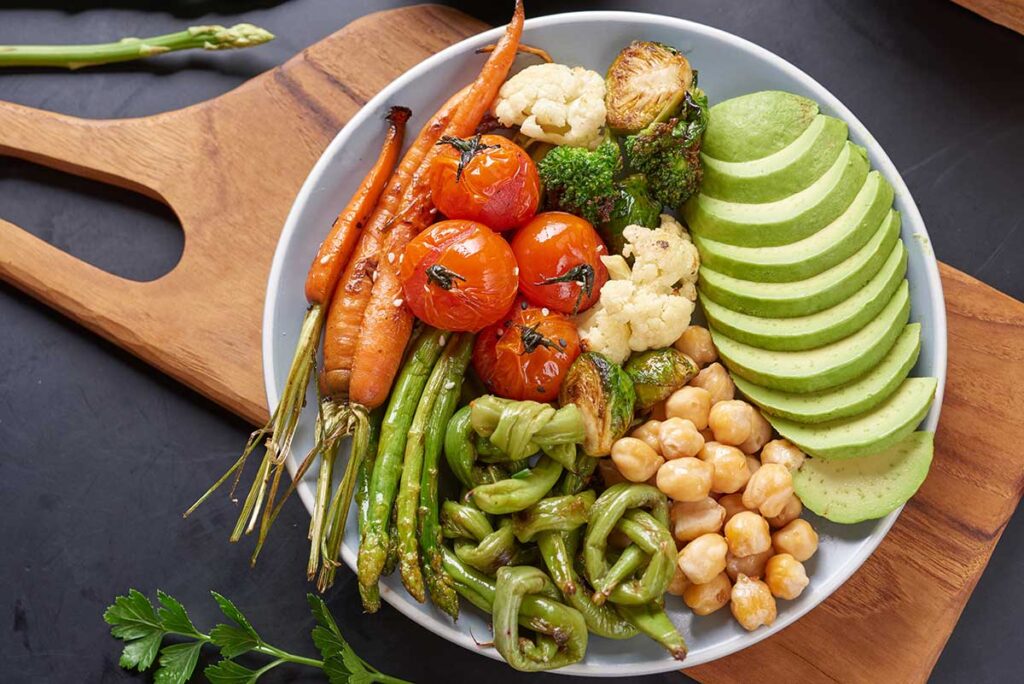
[605,41,694,134]
[559,352,636,456]
[599,174,662,255]
[625,348,699,411]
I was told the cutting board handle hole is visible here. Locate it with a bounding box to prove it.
[0,156,183,282]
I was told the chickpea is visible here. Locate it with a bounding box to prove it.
[689,363,735,405]
[738,408,772,454]
[598,458,629,487]
[708,400,754,446]
[677,533,729,585]
[767,495,802,529]
[746,455,761,477]
[674,325,717,367]
[718,492,753,524]
[667,563,691,597]
[650,400,668,421]
[742,463,794,518]
[611,437,664,483]
[699,442,751,494]
[760,439,806,471]
[724,511,772,557]
[670,498,726,543]
[765,553,809,600]
[730,574,777,631]
[726,548,773,581]
[631,419,663,454]
[665,386,712,430]
[659,417,705,459]
[771,519,819,562]
[682,572,732,616]
[656,457,713,502]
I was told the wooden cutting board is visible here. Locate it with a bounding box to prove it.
[1,6,1021,682]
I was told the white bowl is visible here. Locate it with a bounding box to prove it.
[263,11,947,677]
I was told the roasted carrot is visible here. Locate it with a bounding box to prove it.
[304,106,410,306]
[348,0,525,409]
[320,87,469,399]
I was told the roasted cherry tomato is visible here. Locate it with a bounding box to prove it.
[511,211,609,314]
[429,133,540,231]
[400,219,518,332]
[472,299,582,402]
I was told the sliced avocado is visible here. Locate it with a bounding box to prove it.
[771,377,936,460]
[794,431,934,523]
[702,91,818,162]
[699,209,901,318]
[703,244,907,351]
[683,142,869,247]
[695,171,894,282]
[701,115,848,203]
[733,323,921,423]
[711,286,910,392]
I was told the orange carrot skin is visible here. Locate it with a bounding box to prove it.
[349,0,525,409]
[305,107,410,306]
[320,89,468,399]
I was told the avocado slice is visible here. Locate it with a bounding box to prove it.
[683,142,868,247]
[702,91,819,162]
[794,431,934,523]
[711,285,910,393]
[770,377,936,460]
[703,243,907,351]
[695,170,894,282]
[701,115,849,203]
[733,323,921,423]
[699,209,901,318]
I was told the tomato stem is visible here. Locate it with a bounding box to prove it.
[517,323,559,354]
[535,262,596,314]
[425,264,467,290]
[437,134,500,181]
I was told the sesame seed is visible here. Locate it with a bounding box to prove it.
[513,267,519,276]
[443,380,456,390]
[399,254,404,263]
[393,298,404,307]
[424,284,430,292]
[387,252,395,264]
[541,307,550,316]
[438,335,446,347]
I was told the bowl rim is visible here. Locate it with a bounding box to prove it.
[263,10,947,676]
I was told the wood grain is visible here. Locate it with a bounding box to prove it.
[953,0,1024,34]
[0,6,1021,681]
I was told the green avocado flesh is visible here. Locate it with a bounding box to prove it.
[699,209,901,318]
[733,323,922,423]
[711,284,910,393]
[702,91,819,162]
[695,170,894,282]
[683,142,869,247]
[770,376,936,460]
[794,431,934,523]
[702,243,907,351]
[701,115,849,203]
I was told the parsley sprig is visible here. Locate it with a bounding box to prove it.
[104,589,412,684]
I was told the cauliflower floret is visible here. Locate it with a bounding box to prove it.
[576,214,701,363]
[493,63,606,149]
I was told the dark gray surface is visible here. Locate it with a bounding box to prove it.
[1,1,1022,682]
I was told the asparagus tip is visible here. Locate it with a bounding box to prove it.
[189,23,275,50]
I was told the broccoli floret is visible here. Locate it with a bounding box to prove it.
[538,138,622,224]
[624,86,709,210]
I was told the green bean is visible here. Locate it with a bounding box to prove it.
[357,328,446,591]
[493,566,588,671]
[469,455,563,515]
[469,395,585,467]
[537,529,638,640]
[420,336,474,618]
[444,407,518,488]
[511,491,596,543]
[558,452,599,495]
[584,483,675,606]
[616,602,687,661]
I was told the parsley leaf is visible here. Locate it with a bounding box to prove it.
[153,641,203,684]
[104,589,165,670]
[205,660,261,684]
[211,592,260,641]
[156,591,200,637]
[209,623,260,658]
